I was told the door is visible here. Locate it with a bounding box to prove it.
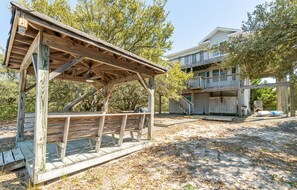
[194,93,209,114]
[186,96,193,113]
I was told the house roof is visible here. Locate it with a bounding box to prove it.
[4,1,166,85]
[199,27,241,43]
[165,27,240,60]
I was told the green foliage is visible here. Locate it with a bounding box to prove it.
[0,0,190,121]
[223,0,297,79]
[250,79,277,110]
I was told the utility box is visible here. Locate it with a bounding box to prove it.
[254,100,263,112]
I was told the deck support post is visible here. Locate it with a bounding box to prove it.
[289,74,295,117]
[33,36,50,183]
[148,76,155,139]
[237,89,242,117]
[16,69,27,142]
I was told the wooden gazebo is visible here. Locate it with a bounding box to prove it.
[3,2,166,184]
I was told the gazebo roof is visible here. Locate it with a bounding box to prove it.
[3,1,167,85]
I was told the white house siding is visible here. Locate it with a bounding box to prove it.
[193,93,210,114]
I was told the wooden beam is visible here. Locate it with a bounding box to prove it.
[16,69,27,142]
[5,14,18,67]
[148,76,155,140]
[137,73,150,93]
[33,39,49,183]
[42,33,156,75]
[20,33,40,71]
[240,82,290,89]
[48,56,84,80]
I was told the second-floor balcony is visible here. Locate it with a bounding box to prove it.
[187,74,240,91]
[181,54,226,69]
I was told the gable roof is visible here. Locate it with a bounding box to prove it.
[199,27,240,43]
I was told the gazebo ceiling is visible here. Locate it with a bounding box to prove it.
[4,2,167,85]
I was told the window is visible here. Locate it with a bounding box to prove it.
[200,52,204,61]
[196,53,200,62]
[232,67,237,80]
[212,69,220,82]
[211,44,220,57]
[198,72,206,77]
[220,69,227,81]
[191,54,196,63]
[183,56,189,65]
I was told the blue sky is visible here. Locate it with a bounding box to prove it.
[0,0,271,54]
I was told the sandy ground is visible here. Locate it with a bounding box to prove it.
[0,115,296,189]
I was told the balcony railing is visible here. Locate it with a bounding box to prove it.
[187,74,240,90]
[181,54,226,69]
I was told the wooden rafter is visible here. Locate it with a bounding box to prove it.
[20,33,40,71]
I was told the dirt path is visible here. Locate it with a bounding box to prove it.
[0,116,296,189]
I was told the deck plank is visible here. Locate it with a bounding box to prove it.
[3,150,15,165]
[37,141,150,183]
[17,142,34,161]
[12,148,25,161]
[0,152,4,166]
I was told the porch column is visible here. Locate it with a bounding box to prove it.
[148,76,155,139]
[33,39,50,182]
[16,69,27,142]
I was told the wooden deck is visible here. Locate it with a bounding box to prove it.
[0,148,25,171]
[17,135,150,183]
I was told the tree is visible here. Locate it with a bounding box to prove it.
[250,79,277,110]
[222,0,297,114]
[18,0,190,113]
[223,0,297,79]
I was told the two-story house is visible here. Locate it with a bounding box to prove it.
[166,27,250,116]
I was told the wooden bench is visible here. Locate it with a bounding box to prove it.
[24,113,149,162]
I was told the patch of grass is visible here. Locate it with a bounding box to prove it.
[286,181,297,188]
[183,184,196,190]
[60,174,68,180]
[187,165,196,172]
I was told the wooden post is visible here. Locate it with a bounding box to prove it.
[290,74,295,117]
[60,117,70,162]
[118,114,127,146]
[16,69,27,142]
[148,76,155,139]
[33,38,50,183]
[276,77,289,114]
[95,116,105,152]
[237,89,242,117]
[158,94,162,114]
[102,84,115,114]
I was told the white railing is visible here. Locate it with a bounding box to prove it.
[187,76,204,89]
[171,96,194,114]
[187,74,240,90]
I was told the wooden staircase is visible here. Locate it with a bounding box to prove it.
[170,96,194,115]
